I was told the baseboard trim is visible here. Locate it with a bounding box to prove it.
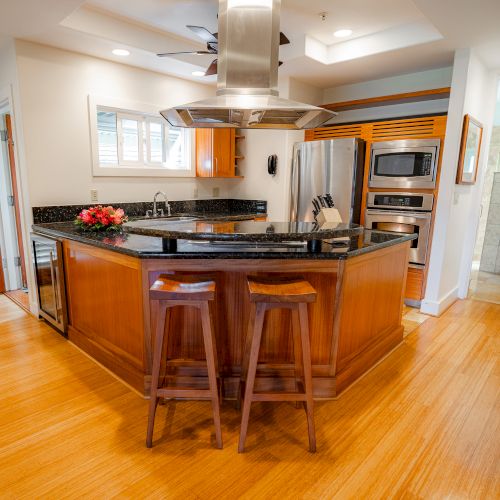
[420,287,458,316]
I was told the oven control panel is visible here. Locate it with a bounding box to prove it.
[367,192,434,211]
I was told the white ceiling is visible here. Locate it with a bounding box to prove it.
[3,0,500,92]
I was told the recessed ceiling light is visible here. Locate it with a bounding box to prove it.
[112,49,130,56]
[333,29,352,38]
[192,71,205,76]
[228,0,272,7]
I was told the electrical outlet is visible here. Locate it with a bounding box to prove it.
[193,187,199,199]
[90,189,98,203]
[212,187,220,198]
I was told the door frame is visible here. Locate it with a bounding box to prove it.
[4,113,27,288]
[0,85,30,298]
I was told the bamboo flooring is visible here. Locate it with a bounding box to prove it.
[0,294,498,498]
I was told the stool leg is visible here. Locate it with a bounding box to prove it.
[146,301,168,448]
[200,301,223,450]
[238,302,266,453]
[298,302,316,453]
[237,302,257,410]
[291,307,303,409]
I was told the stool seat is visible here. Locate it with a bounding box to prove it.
[247,276,317,303]
[150,274,216,301]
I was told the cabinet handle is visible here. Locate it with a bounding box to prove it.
[48,249,60,320]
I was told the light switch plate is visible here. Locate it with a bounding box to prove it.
[212,187,220,197]
[90,189,98,203]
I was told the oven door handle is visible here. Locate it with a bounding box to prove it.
[365,209,432,221]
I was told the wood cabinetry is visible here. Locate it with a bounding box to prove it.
[195,128,244,178]
[62,239,410,398]
[405,267,424,301]
[305,115,447,142]
[306,114,447,304]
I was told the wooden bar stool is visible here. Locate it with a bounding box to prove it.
[238,275,317,453]
[146,274,223,449]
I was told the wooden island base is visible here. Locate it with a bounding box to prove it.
[62,240,410,398]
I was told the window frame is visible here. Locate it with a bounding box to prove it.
[89,95,195,178]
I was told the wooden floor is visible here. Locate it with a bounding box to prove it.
[0,295,498,499]
[4,288,30,313]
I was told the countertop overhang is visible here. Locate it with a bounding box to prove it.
[32,218,417,261]
[122,219,364,242]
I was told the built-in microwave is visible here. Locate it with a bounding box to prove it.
[368,139,440,189]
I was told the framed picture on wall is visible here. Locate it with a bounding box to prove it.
[456,114,483,184]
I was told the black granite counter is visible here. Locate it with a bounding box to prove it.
[123,219,363,242]
[32,220,417,260]
[32,199,267,224]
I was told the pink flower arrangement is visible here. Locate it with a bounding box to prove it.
[75,205,128,231]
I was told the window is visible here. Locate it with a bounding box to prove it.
[89,96,194,177]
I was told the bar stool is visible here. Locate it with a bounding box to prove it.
[146,274,222,449]
[238,275,317,453]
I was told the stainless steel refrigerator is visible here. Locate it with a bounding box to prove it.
[289,138,365,223]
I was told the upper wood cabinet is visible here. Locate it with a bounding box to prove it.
[305,115,447,142]
[195,128,244,178]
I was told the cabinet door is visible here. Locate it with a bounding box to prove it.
[195,129,214,177]
[212,128,235,177]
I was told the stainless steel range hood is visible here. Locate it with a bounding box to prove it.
[160,0,336,129]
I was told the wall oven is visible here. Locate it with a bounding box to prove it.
[31,234,67,335]
[369,139,440,189]
[365,193,434,267]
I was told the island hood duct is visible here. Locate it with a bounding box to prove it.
[160,0,336,129]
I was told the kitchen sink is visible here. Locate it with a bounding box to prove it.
[131,216,197,225]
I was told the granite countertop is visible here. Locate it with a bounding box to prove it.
[123,219,364,242]
[32,219,417,260]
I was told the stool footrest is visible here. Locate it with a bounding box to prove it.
[157,387,215,400]
[251,392,307,402]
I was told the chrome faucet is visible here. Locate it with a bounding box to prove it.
[147,191,171,218]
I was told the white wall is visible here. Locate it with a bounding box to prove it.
[230,77,310,220]
[322,66,453,124]
[421,49,497,315]
[14,40,236,207]
[288,78,323,106]
[0,38,36,308]
[231,129,303,220]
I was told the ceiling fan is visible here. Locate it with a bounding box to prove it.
[157,24,290,76]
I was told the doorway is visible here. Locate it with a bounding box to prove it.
[469,80,500,304]
[0,105,29,311]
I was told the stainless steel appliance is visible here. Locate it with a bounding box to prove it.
[290,138,365,223]
[365,192,434,267]
[369,139,440,189]
[161,0,335,129]
[31,234,67,335]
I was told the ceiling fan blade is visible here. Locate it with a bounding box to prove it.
[205,59,218,76]
[187,25,218,44]
[279,32,290,45]
[157,51,214,57]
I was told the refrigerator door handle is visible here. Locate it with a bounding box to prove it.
[290,146,301,221]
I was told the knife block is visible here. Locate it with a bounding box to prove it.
[316,207,342,227]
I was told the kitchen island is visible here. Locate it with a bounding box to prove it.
[32,219,415,398]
